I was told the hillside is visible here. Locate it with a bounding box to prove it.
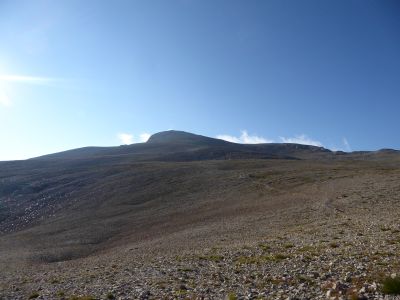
[32,130,333,162]
[1,131,400,299]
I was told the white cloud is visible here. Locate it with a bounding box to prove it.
[329,138,353,152]
[0,74,55,85]
[342,138,351,152]
[117,133,134,145]
[139,133,151,142]
[216,134,241,143]
[279,134,323,147]
[216,130,273,144]
[0,74,61,107]
[217,131,324,147]
[117,132,151,145]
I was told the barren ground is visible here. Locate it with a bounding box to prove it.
[1,157,400,299]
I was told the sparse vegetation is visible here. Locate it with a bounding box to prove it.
[298,245,314,252]
[28,292,40,299]
[199,254,224,262]
[258,243,270,251]
[382,277,400,294]
[175,289,187,296]
[297,275,313,283]
[57,291,65,297]
[106,292,115,299]
[274,253,290,260]
[227,292,238,300]
[51,278,60,284]
[178,267,193,272]
[68,296,96,300]
[329,242,339,248]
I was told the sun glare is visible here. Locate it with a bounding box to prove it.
[0,80,12,107]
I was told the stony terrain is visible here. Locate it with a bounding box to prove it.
[1,131,400,299]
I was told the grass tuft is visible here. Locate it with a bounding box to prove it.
[28,292,40,299]
[329,242,339,248]
[106,292,115,299]
[274,253,289,260]
[382,277,400,294]
[227,292,238,300]
[258,243,270,251]
[199,255,224,262]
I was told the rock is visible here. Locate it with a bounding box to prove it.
[311,272,320,279]
[326,289,332,297]
[139,290,150,299]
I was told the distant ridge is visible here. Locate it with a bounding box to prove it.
[7,130,397,162]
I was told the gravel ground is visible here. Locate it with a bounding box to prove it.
[1,165,400,300]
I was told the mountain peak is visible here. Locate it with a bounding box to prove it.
[146,130,227,145]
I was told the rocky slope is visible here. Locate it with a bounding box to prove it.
[1,131,400,299]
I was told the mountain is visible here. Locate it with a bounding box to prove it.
[1,130,398,238]
[1,130,400,299]
[33,130,331,162]
[147,130,228,145]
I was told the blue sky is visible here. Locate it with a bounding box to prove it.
[0,0,399,160]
